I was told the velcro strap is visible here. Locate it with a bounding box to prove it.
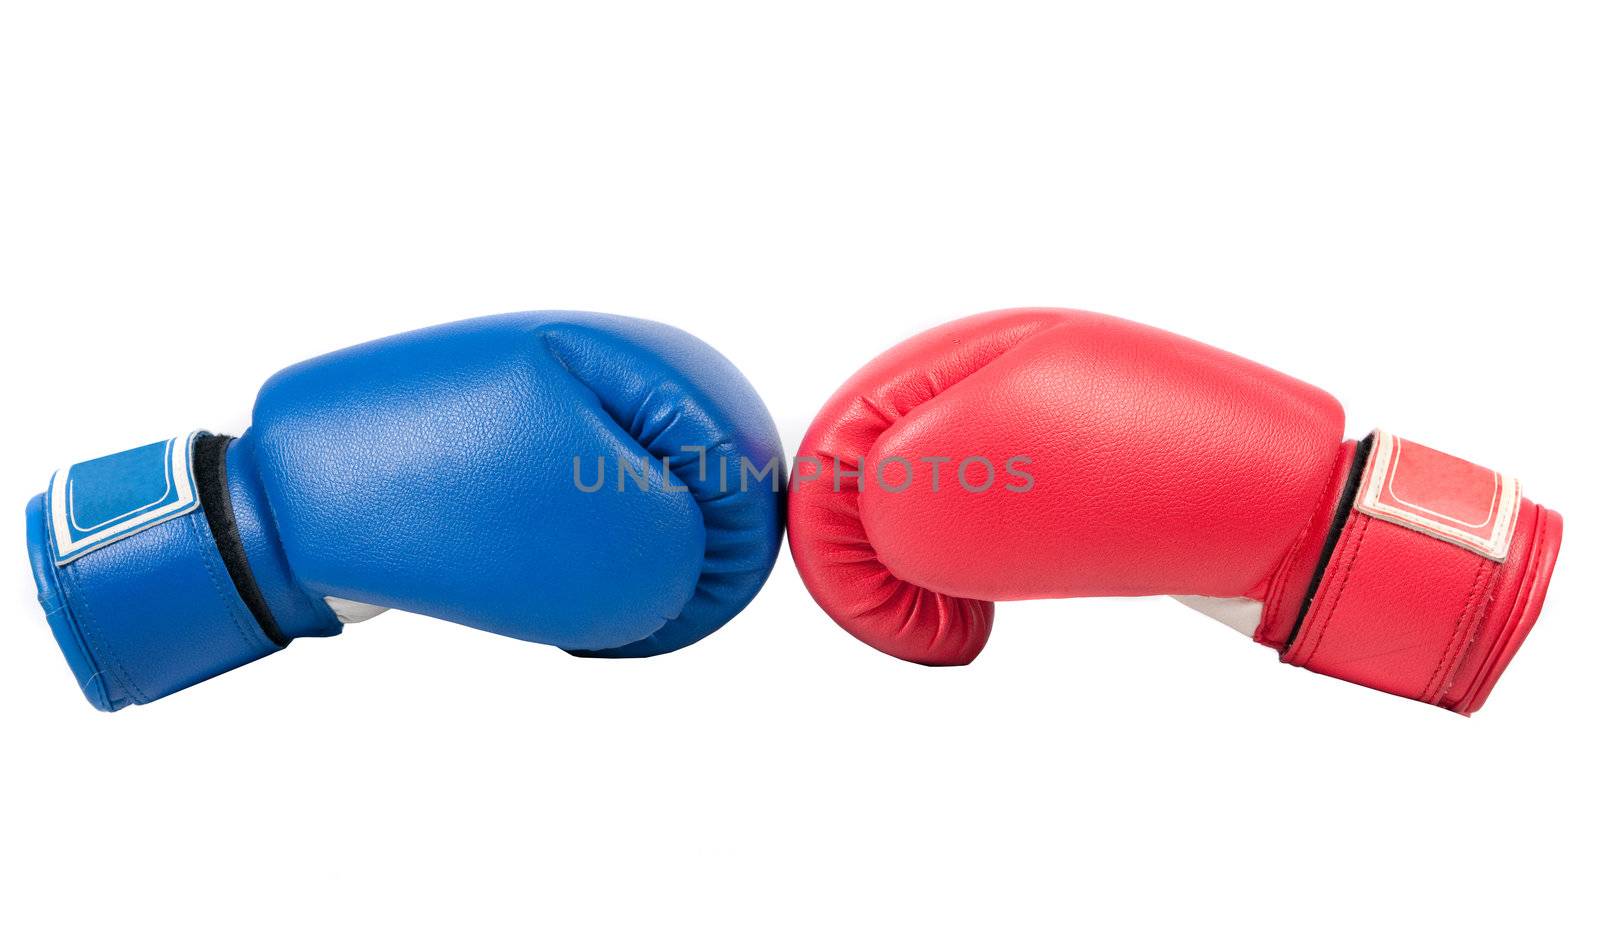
[50,434,201,564]
[1353,430,1519,560]
[31,432,279,710]
[1283,431,1516,706]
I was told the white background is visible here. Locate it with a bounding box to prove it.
[1,3,1595,935]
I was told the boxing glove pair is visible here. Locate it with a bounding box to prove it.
[27,307,1561,714]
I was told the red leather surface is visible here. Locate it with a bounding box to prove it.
[788,308,1345,665]
[1446,505,1561,713]
[1255,441,1358,650]
[1359,433,1518,559]
[1284,511,1496,702]
[1286,493,1562,713]
[789,308,1564,712]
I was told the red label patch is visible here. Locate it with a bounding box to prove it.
[1355,431,1519,561]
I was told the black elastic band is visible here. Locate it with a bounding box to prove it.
[1283,433,1376,653]
[192,434,289,648]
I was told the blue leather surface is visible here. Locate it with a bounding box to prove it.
[27,495,113,710]
[246,311,786,654]
[49,438,197,561]
[226,440,343,640]
[26,483,279,711]
[26,310,784,709]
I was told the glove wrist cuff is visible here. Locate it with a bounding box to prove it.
[26,433,292,710]
[222,434,344,641]
[1281,431,1562,714]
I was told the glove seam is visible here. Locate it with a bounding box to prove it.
[193,434,290,647]
[189,511,280,657]
[1291,512,1370,669]
[57,562,146,706]
[1448,505,1553,711]
[1282,433,1375,653]
[1424,558,1495,704]
[231,440,343,638]
[1258,442,1348,645]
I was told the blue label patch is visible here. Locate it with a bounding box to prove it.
[50,433,201,564]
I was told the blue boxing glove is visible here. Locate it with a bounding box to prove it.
[26,311,785,710]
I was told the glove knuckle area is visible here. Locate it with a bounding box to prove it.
[248,311,783,655]
[789,308,1068,664]
[532,313,786,656]
[862,311,1346,603]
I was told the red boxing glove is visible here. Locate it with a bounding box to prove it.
[788,309,1562,714]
